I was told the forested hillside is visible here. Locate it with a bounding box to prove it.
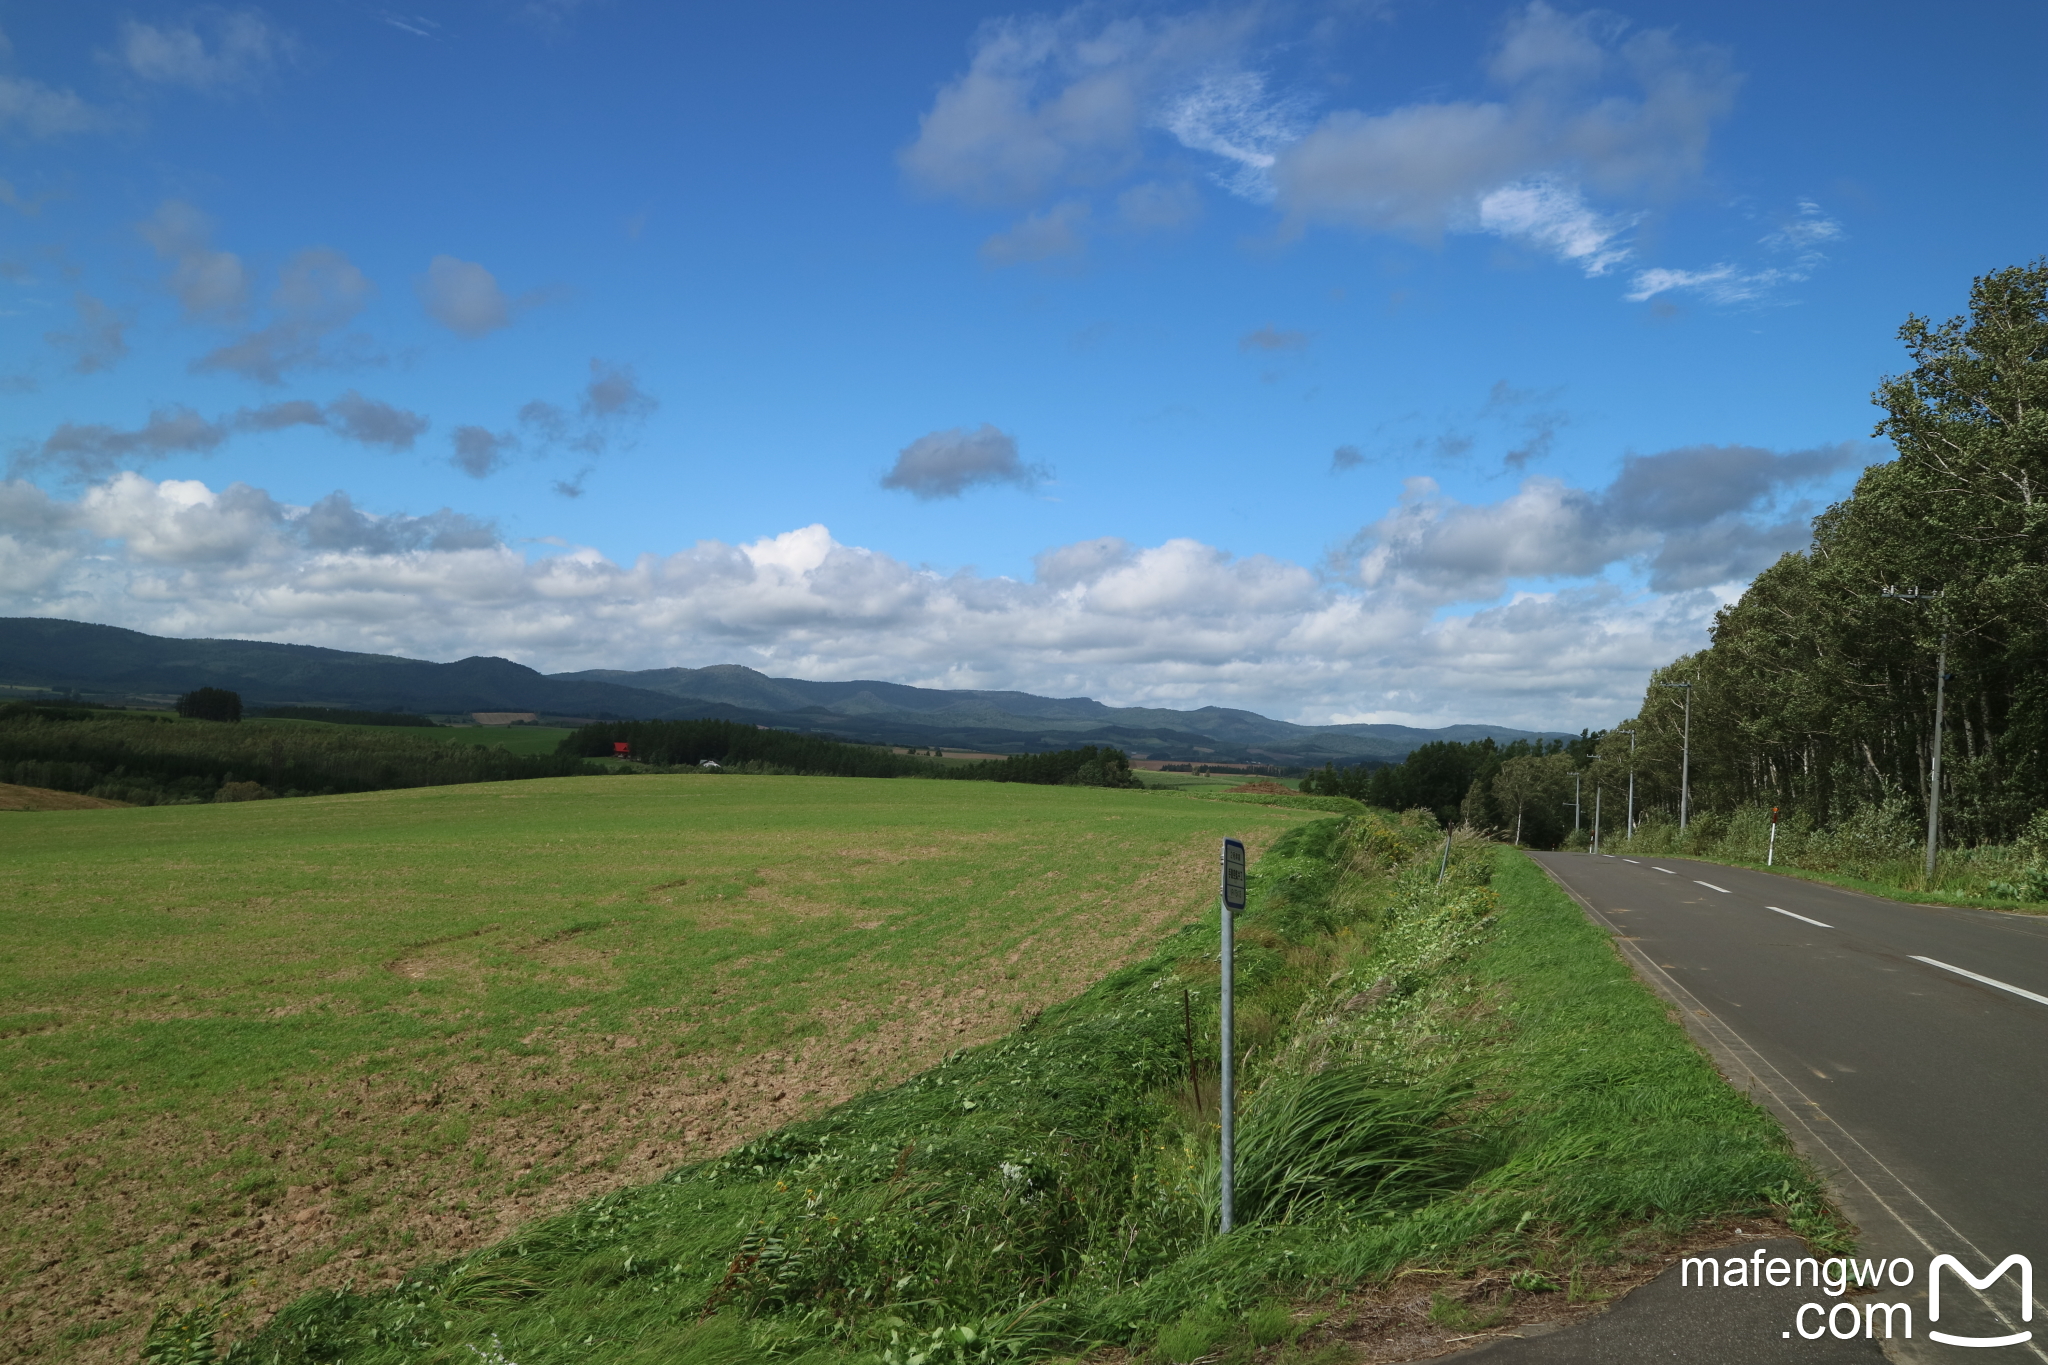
[1598,261,2048,850]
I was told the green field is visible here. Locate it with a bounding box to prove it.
[0,776,1309,1363]
[247,718,577,757]
[153,809,1835,1365]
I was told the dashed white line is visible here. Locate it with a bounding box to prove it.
[1622,858,1640,864]
[1653,866,1675,874]
[1767,906,1832,928]
[1695,880,1731,893]
[1911,956,2048,1009]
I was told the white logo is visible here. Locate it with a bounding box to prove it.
[1929,1254,2033,1348]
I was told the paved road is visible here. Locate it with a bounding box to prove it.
[1530,853,2048,1363]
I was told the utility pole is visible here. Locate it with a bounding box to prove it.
[1614,729,1637,837]
[1593,784,1602,854]
[1883,587,1949,884]
[1654,683,1693,831]
[1571,770,1582,834]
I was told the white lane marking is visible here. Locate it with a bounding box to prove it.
[1912,956,2048,1009]
[1653,866,1675,874]
[1767,905,1832,928]
[1695,880,1731,893]
[1622,858,1640,864]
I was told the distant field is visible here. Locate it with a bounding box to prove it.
[1135,769,1300,792]
[0,782,127,810]
[0,775,1309,1363]
[248,717,576,756]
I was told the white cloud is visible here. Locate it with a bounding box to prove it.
[115,9,289,92]
[0,450,1874,728]
[1347,442,1866,596]
[79,474,291,564]
[1273,3,1734,246]
[901,9,1256,208]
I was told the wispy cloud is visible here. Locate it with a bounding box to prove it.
[1625,199,1845,306]
[981,200,1090,266]
[114,9,291,93]
[138,200,250,319]
[1240,325,1308,352]
[1763,199,1845,257]
[0,74,115,138]
[1157,69,1309,203]
[905,1,1736,291]
[1476,178,1635,276]
[44,294,129,375]
[1624,264,1794,305]
[191,247,377,385]
[1336,379,1570,474]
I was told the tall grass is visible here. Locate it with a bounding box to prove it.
[173,811,1836,1363]
[1610,800,2048,903]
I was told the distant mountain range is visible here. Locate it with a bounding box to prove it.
[0,617,1570,766]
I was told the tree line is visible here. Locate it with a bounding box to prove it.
[0,703,1153,806]
[1301,735,1600,846]
[1312,263,2048,859]
[0,704,590,804]
[559,720,1143,787]
[937,744,1139,787]
[558,719,934,777]
[1590,261,2048,852]
[252,706,439,727]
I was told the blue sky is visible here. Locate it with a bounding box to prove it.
[2,0,2043,728]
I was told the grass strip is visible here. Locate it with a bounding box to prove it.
[1602,848,2048,917]
[170,819,1842,1364]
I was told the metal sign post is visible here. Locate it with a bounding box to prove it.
[1219,838,1246,1234]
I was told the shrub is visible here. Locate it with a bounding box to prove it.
[175,688,242,723]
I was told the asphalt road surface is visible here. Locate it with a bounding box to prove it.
[1529,853,2048,1363]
